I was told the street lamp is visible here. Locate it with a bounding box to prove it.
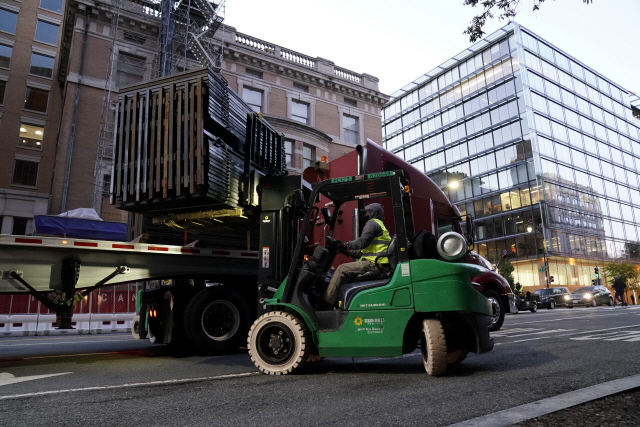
[449,181,459,189]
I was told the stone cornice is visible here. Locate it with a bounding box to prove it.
[263,115,333,145]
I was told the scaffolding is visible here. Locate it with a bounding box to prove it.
[91,0,226,215]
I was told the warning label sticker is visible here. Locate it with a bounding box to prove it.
[262,247,269,268]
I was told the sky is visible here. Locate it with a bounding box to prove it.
[225,0,640,97]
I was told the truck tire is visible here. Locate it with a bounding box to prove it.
[420,319,447,376]
[131,315,142,339]
[248,311,310,375]
[183,287,251,353]
[446,349,468,365]
[483,289,505,331]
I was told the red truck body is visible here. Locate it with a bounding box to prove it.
[304,140,514,330]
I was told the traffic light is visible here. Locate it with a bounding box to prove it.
[550,276,555,283]
[595,267,600,278]
[592,279,596,286]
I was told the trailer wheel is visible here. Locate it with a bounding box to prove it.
[183,287,250,353]
[248,311,310,375]
[420,319,447,376]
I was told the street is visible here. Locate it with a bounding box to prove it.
[1,305,640,427]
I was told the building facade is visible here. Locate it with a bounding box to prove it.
[50,0,387,222]
[382,23,640,289]
[0,0,66,234]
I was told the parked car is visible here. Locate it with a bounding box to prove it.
[564,286,613,308]
[533,287,570,309]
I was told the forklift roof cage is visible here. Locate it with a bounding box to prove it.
[281,170,411,303]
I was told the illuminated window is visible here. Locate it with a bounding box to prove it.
[18,123,45,149]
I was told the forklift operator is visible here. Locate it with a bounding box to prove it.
[322,203,391,306]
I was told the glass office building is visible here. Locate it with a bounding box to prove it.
[382,23,640,288]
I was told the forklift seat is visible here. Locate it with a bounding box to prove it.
[338,278,392,310]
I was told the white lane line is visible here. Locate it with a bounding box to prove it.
[505,329,575,338]
[446,373,640,427]
[0,335,135,343]
[0,371,259,400]
[495,324,640,345]
[0,372,71,387]
[0,339,138,347]
[506,311,639,326]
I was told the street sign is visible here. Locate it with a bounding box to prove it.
[539,265,546,272]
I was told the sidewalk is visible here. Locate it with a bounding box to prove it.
[515,387,640,427]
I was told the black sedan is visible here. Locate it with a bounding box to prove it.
[534,287,570,309]
[564,286,613,308]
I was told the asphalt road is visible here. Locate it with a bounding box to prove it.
[1,305,640,426]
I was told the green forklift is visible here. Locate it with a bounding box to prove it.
[248,171,494,376]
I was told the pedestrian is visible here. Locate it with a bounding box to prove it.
[612,276,626,307]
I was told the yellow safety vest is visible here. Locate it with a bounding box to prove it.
[359,218,391,264]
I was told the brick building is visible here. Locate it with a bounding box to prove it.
[45,0,388,223]
[0,0,66,234]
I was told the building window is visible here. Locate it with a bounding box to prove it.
[0,44,12,68]
[343,114,359,143]
[0,8,18,34]
[123,31,146,45]
[242,87,262,112]
[292,100,309,124]
[12,159,39,187]
[285,139,294,167]
[29,52,55,78]
[35,20,60,45]
[293,83,308,93]
[344,98,357,107]
[116,53,146,87]
[245,68,262,79]
[24,87,49,112]
[303,144,315,169]
[18,123,44,149]
[0,79,5,104]
[40,0,63,14]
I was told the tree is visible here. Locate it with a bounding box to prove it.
[463,0,594,43]
[496,256,516,290]
[602,261,640,298]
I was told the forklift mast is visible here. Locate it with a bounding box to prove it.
[257,175,311,306]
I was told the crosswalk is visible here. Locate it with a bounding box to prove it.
[571,330,640,342]
[492,328,574,338]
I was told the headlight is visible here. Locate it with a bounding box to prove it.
[436,232,467,261]
[584,293,591,299]
[564,295,570,300]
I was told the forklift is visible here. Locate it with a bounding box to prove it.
[248,171,494,376]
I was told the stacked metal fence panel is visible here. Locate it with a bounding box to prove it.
[111,68,285,214]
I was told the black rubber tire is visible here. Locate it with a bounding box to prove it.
[530,302,537,313]
[567,305,573,308]
[446,349,468,365]
[608,297,614,306]
[420,319,447,376]
[131,315,142,339]
[483,289,505,331]
[548,300,555,310]
[183,287,251,353]
[591,299,597,307]
[248,311,310,375]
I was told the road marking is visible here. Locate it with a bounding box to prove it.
[0,335,135,343]
[0,372,71,387]
[491,328,541,337]
[446,373,640,427]
[507,310,640,326]
[571,330,640,342]
[493,329,574,338]
[496,325,640,345]
[0,371,260,400]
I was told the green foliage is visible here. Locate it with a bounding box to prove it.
[602,261,640,290]
[463,0,594,43]
[495,256,515,290]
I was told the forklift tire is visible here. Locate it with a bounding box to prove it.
[483,289,505,331]
[420,319,447,376]
[446,349,468,365]
[248,311,310,375]
[183,287,251,353]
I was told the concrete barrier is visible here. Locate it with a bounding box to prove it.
[0,313,135,337]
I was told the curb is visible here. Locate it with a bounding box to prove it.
[447,373,640,427]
